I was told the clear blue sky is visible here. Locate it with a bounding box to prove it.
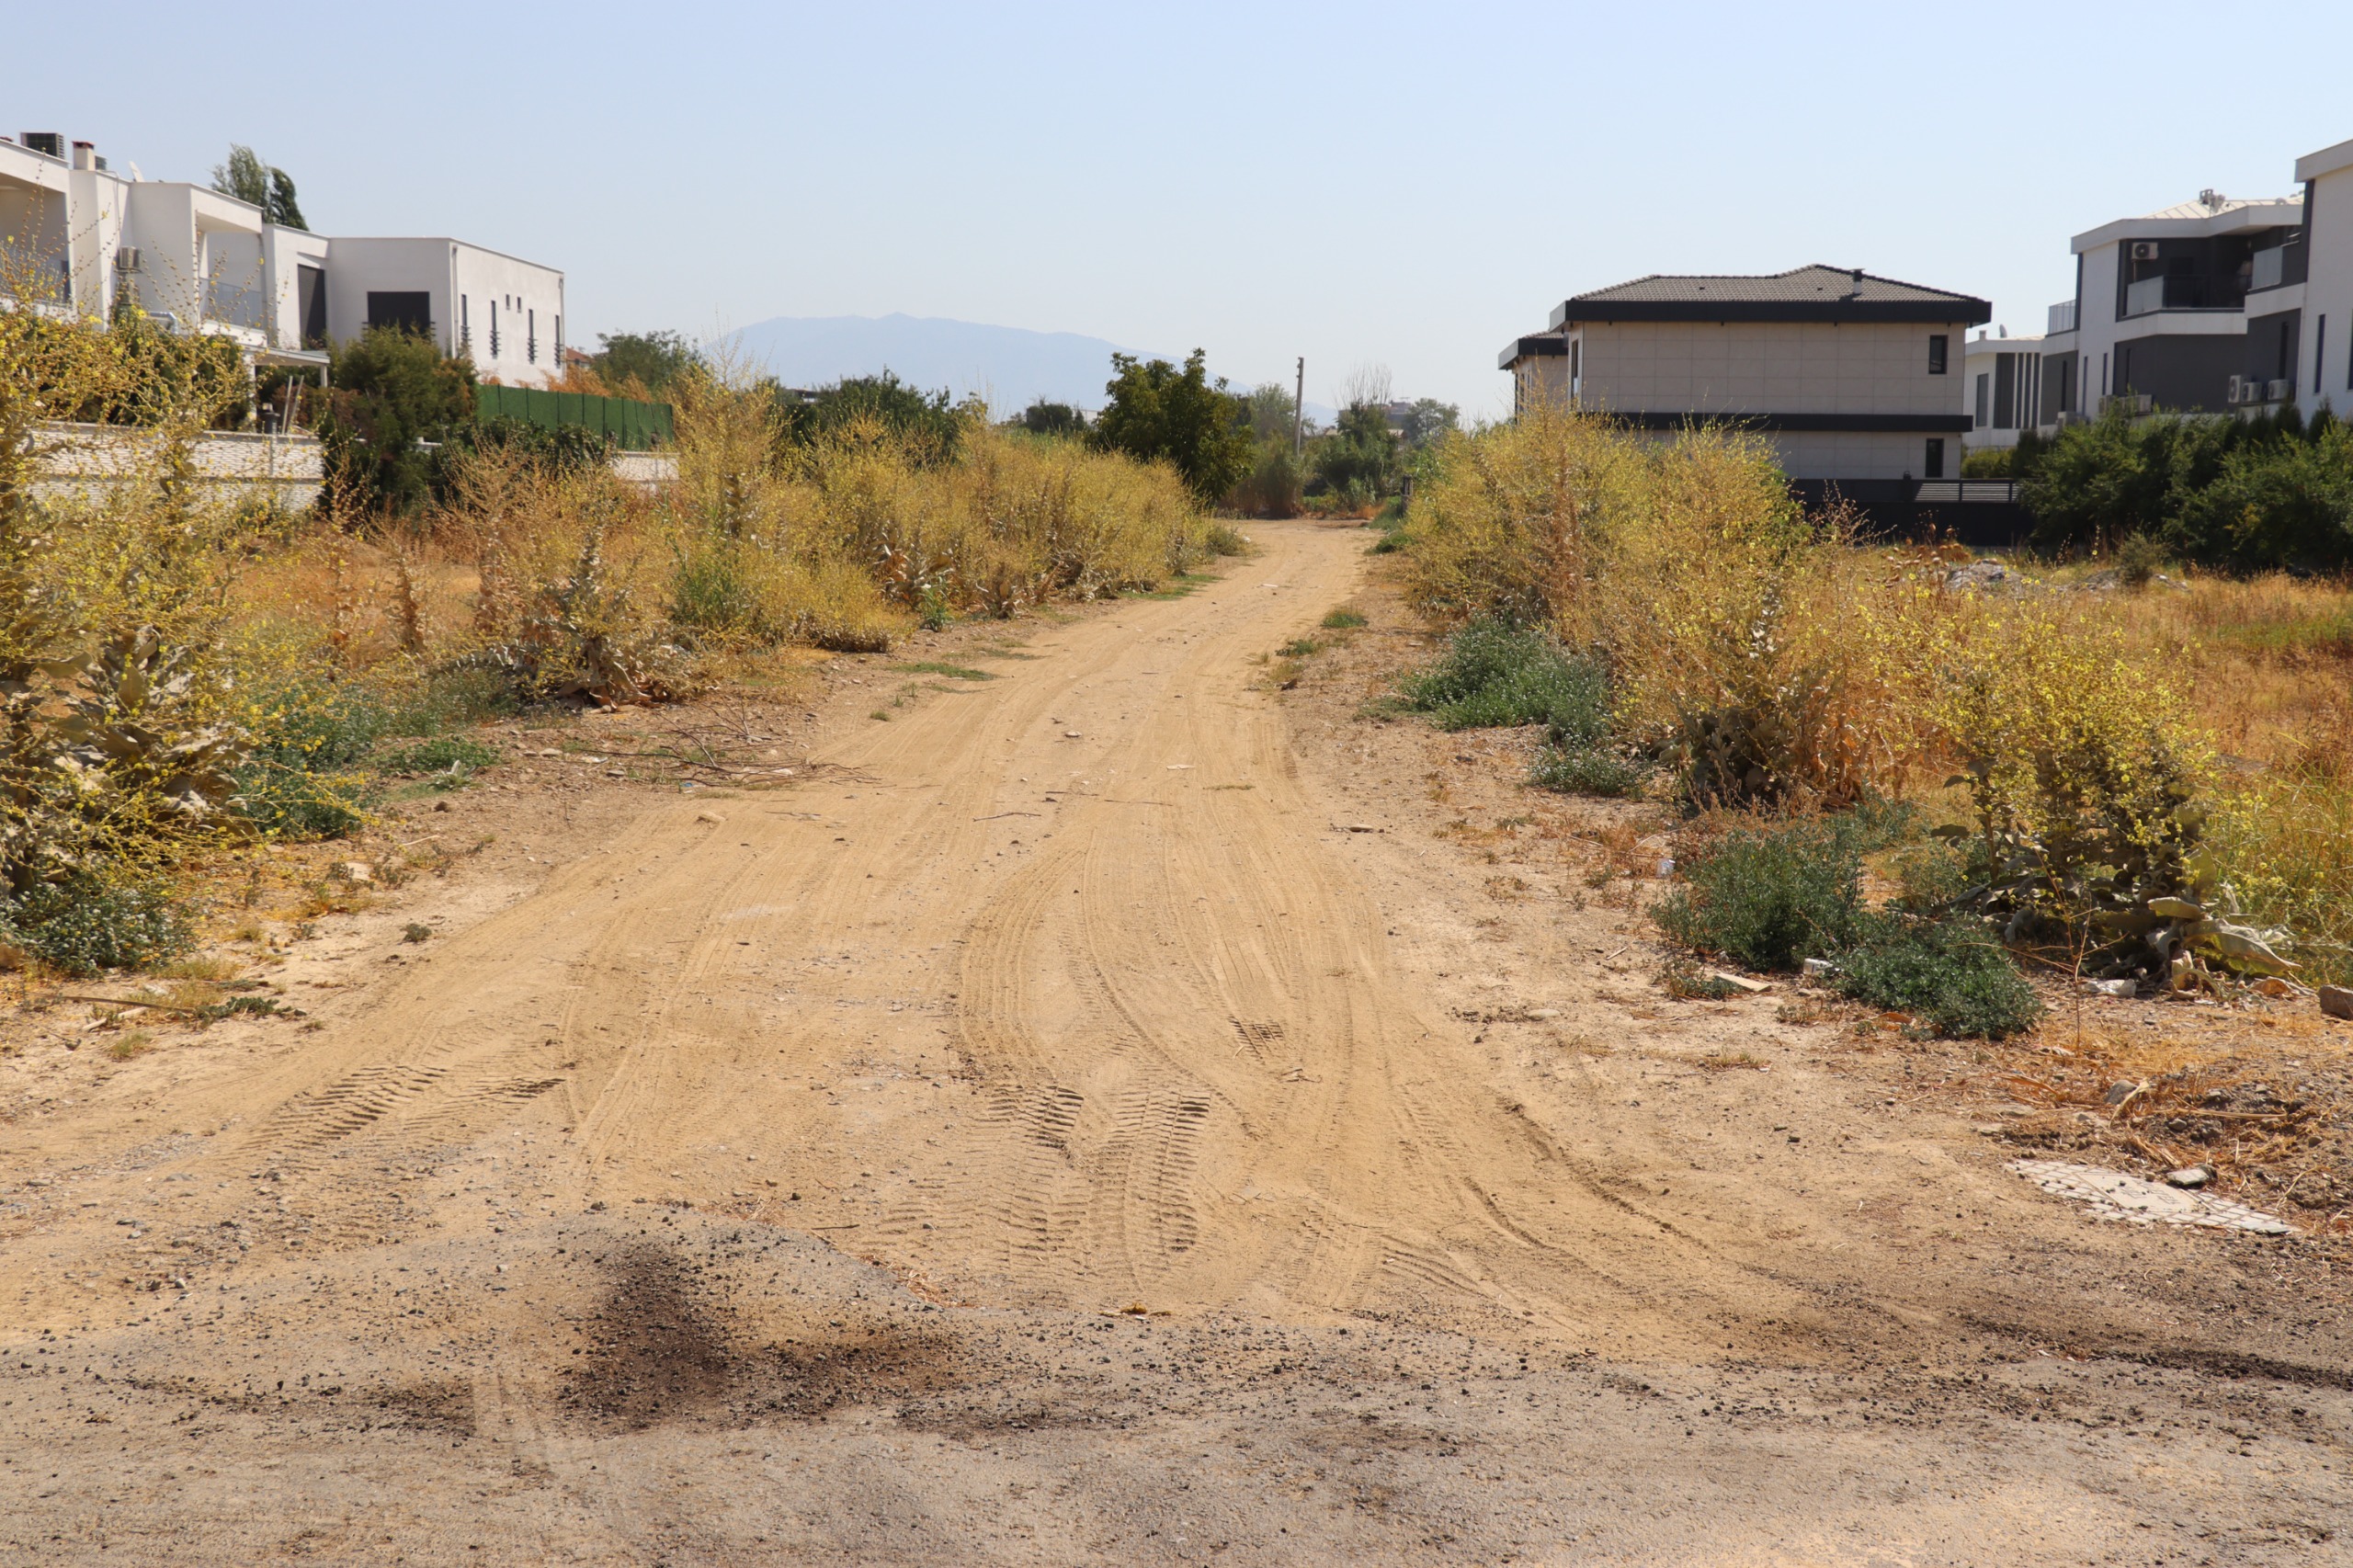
[11,2,2351,416]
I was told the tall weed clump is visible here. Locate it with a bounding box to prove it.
[1400,407,1945,808]
[0,276,254,969]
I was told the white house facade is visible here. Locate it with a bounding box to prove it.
[1501,266,1991,483]
[2292,135,2353,420]
[2,129,563,387]
[1961,326,2046,451]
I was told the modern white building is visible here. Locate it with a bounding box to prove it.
[2059,190,2305,418]
[1,129,563,387]
[1961,326,2046,451]
[2291,134,2353,420]
[1500,266,1990,482]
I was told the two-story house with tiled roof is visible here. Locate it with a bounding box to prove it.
[1499,266,1991,483]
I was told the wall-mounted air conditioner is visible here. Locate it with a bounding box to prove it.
[2266,379,2292,403]
[2130,242,2160,262]
[113,247,141,274]
[2225,375,2244,404]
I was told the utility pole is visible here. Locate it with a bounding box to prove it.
[1292,357,1304,458]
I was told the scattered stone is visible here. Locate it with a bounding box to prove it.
[2101,1081,2138,1107]
[2321,984,2353,1021]
[1802,958,1838,981]
[1063,731,1083,739]
[695,811,724,824]
[333,861,374,883]
[1344,824,1379,834]
[2082,978,2137,999]
[1710,971,1772,994]
[2010,1159,2290,1233]
[2164,1165,2215,1189]
[1942,560,2015,595]
[2251,976,2294,998]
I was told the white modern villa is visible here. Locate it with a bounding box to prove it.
[0,130,564,387]
[2027,131,2353,429]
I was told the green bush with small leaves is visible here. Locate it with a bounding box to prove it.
[1402,619,1613,741]
[1835,915,2043,1040]
[2,876,192,976]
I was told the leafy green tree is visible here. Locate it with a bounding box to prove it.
[1091,350,1253,505]
[210,145,305,230]
[1242,382,1298,445]
[1396,398,1459,449]
[591,330,701,399]
[1017,400,1086,437]
[2166,420,2353,572]
[314,328,476,517]
[775,370,965,460]
[1312,401,1402,500]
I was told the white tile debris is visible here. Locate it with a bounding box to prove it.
[2007,1159,2291,1234]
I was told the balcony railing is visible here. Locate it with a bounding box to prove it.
[2248,242,2307,292]
[2047,300,2076,335]
[2125,274,2245,316]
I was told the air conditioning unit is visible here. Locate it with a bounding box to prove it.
[2131,242,2160,261]
[112,246,141,274]
[2266,379,2293,403]
[2225,375,2245,404]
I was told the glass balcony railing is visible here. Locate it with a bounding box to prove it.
[2124,274,2245,316]
[2248,243,2306,292]
[2046,300,2076,335]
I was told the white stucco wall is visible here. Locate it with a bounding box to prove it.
[2297,142,2353,419]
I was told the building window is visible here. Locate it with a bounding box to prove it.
[1927,335,1949,374]
[1569,338,1580,384]
[460,295,470,352]
[554,314,563,362]
[528,309,537,365]
[1925,437,1946,479]
[1974,372,1988,427]
[490,301,500,358]
[2313,315,2325,399]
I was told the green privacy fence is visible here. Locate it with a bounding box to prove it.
[473,385,675,450]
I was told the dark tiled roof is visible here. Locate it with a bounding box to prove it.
[1547,267,1991,327]
[1571,266,1975,306]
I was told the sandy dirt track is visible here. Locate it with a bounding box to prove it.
[2,521,2347,1564]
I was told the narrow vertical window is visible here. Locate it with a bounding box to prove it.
[1927,335,1949,374]
[490,301,499,358]
[460,295,470,351]
[528,308,537,365]
[1974,373,1988,426]
[2313,315,2325,400]
[1925,437,1946,479]
[1569,338,1580,383]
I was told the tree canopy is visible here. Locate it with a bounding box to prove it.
[1090,350,1253,505]
[210,145,305,230]
[1017,400,1087,438]
[774,370,966,460]
[315,329,476,516]
[590,330,702,400]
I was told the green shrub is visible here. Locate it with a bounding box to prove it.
[1402,619,1612,741]
[1321,608,1367,630]
[1654,817,1865,971]
[1529,743,1644,798]
[2,876,192,976]
[375,735,500,776]
[1836,915,2042,1039]
[1204,523,1251,557]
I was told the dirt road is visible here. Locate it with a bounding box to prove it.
[3,522,2347,1564]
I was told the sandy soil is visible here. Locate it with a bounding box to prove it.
[1,520,2347,1565]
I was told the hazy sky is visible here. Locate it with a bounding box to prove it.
[11,2,2351,415]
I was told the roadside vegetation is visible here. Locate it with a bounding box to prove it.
[1382,403,2353,1031]
[0,271,1215,979]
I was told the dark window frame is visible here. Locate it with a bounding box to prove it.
[1927,334,1949,374]
[1925,437,1946,479]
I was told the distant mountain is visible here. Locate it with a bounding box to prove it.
[718,313,1145,412]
